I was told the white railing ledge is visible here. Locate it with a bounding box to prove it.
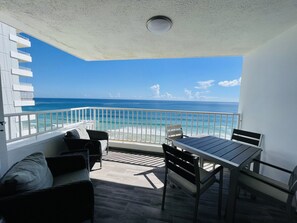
[110,141,163,154]
[4,107,240,145]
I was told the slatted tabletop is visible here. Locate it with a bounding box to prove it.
[173,135,262,170]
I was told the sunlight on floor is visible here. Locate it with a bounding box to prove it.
[90,159,164,189]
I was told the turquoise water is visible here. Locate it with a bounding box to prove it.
[17,98,239,143]
[24,98,239,113]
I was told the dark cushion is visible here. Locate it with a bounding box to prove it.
[0,152,53,196]
[65,129,80,139]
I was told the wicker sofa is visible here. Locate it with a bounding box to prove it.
[0,153,94,223]
[64,127,109,169]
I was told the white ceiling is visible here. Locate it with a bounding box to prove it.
[1,0,297,61]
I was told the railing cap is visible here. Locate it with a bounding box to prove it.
[4,106,240,117]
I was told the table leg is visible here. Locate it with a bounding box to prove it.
[253,154,261,173]
[226,168,239,223]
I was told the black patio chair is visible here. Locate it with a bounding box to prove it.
[161,143,223,223]
[64,127,109,169]
[236,160,297,221]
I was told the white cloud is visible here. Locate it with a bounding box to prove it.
[150,84,160,98]
[186,80,215,101]
[184,89,215,101]
[218,77,241,87]
[150,84,175,100]
[195,80,215,90]
[184,89,194,99]
[108,92,121,98]
[163,92,173,99]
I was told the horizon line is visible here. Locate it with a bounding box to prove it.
[33,97,239,103]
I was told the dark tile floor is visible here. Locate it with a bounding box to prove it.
[89,149,296,223]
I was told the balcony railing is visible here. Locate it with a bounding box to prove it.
[9,33,31,48]
[20,92,34,100]
[18,66,31,71]
[4,107,241,143]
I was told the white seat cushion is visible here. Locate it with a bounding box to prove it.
[76,127,90,140]
[168,168,216,195]
[99,140,108,153]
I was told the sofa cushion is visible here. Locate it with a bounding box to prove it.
[66,129,81,139]
[67,127,90,140]
[99,140,108,153]
[76,127,90,140]
[0,152,53,195]
[53,169,89,187]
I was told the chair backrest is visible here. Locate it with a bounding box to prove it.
[162,143,198,185]
[289,166,297,193]
[166,124,184,140]
[65,127,90,140]
[231,128,262,147]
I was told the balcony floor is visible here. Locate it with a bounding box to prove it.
[90,149,296,223]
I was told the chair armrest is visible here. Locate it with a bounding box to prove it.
[253,159,292,174]
[0,181,94,223]
[165,137,173,142]
[64,138,101,155]
[200,166,223,184]
[240,169,291,194]
[87,129,109,140]
[46,155,86,177]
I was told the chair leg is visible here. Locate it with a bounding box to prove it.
[218,168,223,218]
[199,157,204,167]
[100,156,102,168]
[193,194,200,223]
[162,175,168,210]
[286,196,295,221]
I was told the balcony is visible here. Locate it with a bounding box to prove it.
[9,33,31,48]
[14,100,35,107]
[20,92,34,100]
[13,83,34,92]
[11,67,33,77]
[3,107,294,223]
[15,91,35,107]
[10,50,32,62]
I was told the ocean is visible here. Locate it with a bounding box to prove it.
[18,98,239,143]
[23,98,239,113]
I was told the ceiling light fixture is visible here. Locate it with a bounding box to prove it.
[146,16,172,34]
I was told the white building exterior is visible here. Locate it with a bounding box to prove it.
[0,22,34,115]
[0,22,34,163]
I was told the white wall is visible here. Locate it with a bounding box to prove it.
[239,24,297,182]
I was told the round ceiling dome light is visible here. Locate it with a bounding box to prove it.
[146,16,172,34]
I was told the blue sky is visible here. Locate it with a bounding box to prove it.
[22,34,242,102]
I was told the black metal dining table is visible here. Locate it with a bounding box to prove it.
[173,135,262,223]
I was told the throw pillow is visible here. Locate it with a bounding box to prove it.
[0,152,53,196]
[76,127,90,140]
